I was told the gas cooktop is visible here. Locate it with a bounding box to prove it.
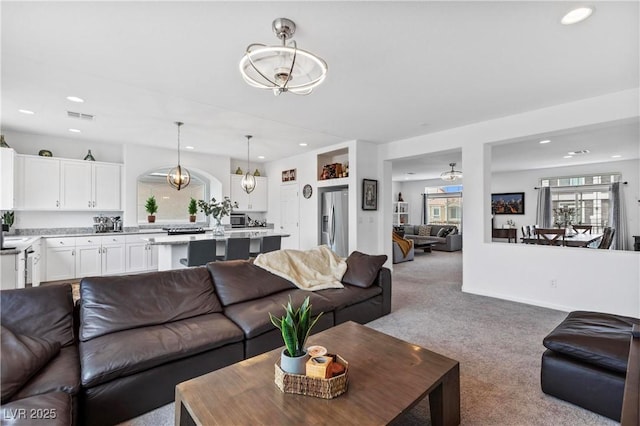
[163,227,206,235]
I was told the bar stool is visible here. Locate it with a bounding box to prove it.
[179,239,217,267]
[250,235,282,257]
[217,237,250,261]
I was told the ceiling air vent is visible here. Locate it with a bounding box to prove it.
[567,149,590,155]
[67,111,94,121]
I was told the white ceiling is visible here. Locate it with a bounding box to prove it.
[1,1,638,172]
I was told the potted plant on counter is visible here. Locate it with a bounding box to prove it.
[145,195,158,223]
[197,196,238,236]
[269,296,323,375]
[188,198,198,223]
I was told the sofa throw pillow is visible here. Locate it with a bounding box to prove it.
[449,226,458,235]
[436,228,447,237]
[1,326,61,403]
[418,225,431,236]
[342,251,388,288]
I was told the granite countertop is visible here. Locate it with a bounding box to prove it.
[144,231,290,245]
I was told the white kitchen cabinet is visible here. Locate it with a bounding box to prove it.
[19,156,61,210]
[16,155,122,211]
[30,239,42,287]
[125,233,163,273]
[0,255,18,290]
[0,147,15,210]
[74,235,126,278]
[101,235,126,275]
[45,238,76,281]
[230,175,267,212]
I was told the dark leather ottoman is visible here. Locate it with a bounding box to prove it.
[541,311,639,421]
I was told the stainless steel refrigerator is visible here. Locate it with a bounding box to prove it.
[321,189,349,257]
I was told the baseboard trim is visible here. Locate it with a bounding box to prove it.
[461,285,572,313]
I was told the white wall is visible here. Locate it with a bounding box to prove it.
[380,89,640,317]
[491,159,639,248]
[265,139,384,255]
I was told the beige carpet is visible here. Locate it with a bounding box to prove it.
[120,251,616,425]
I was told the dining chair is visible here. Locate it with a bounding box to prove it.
[597,227,615,250]
[179,239,217,267]
[217,237,250,260]
[250,235,282,257]
[572,225,592,234]
[534,228,566,246]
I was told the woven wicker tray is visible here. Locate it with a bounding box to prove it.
[274,354,349,399]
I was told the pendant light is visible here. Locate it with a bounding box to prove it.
[167,121,191,190]
[440,163,463,182]
[239,18,328,96]
[241,135,256,194]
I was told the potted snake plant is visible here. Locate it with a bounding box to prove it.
[269,296,323,375]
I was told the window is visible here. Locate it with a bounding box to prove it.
[137,168,207,223]
[424,185,463,229]
[540,173,619,233]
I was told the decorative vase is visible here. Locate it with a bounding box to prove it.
[213,217,225,236]
[235,167,243,175]
[280,349,308,375]
[189,215,196,223]
[253,168,260,176]
[0,135,9,148]
[147,215,156,223]
[84,149,96,161]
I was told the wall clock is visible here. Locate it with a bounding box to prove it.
[303,184,313,199]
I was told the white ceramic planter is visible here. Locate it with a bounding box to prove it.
[280,349,308,375]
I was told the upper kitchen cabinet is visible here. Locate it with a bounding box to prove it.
[230,175,268,212]
[15,154,122,211]
[0,148,15,210]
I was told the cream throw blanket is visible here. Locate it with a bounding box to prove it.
[254,245,346,291]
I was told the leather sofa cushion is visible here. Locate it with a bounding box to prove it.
[1,285,75,347]
[543,311,640,373]
[79,313,243,387]
[315,284,382,310]
[80,267,223,341]
[14,346,81,400]
[224,290,335,339]
[0,392,72,426]
[342,251,387,288]
[208,260,295,306]
[1,326,61,403]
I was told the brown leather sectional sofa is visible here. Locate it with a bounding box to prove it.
[1,252,391,426]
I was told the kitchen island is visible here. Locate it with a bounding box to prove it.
[142,230,290,271]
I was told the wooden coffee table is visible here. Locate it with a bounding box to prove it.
[175,321,460,425]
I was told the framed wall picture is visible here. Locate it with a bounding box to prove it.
[281,168,297,182]
[362,179,378,211]
[491,192,525,215]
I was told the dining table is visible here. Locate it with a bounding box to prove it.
[521,232,602,248]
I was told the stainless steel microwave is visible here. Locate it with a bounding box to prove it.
[230,213,247,228]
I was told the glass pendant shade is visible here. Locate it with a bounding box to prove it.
[440,163,463,182]
[241,135,256,194]
[168,122,190,190]
[239,18,327,96]
[241,173,256,194]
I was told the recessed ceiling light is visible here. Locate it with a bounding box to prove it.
[561,7,594,25]
[18,109,35,115]
[68,128,81,133]
[611,155,622,158]
[258,155,265,159]
[299,143,308,147]
[66,96,85,103]
[185,146,194,150]
[539,139,551,144]
[563,155,573,159]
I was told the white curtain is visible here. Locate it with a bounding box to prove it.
[608,182,628,250]
[536,187,551,228]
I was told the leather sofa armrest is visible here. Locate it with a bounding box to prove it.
[376,267,392,315]
[621,324,639,426]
